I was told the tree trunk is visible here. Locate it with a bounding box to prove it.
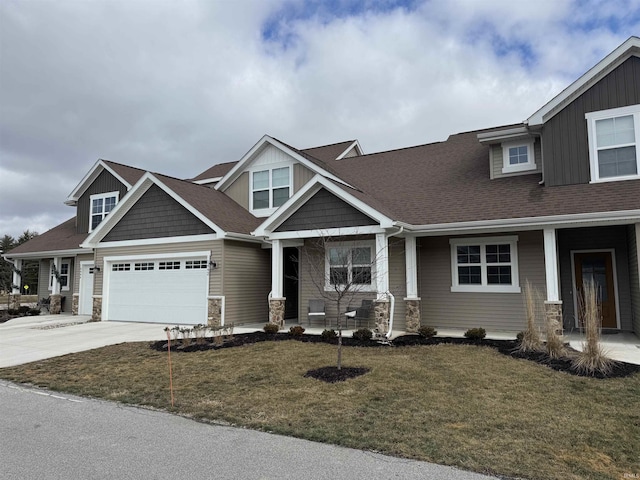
[337,299,342,370]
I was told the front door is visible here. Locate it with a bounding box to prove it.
[574,252,617,328]
[79,263,94,315]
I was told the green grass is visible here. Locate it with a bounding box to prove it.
[1,341,639,480]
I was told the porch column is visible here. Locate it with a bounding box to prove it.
[374,233,390,335]
[50,257,62,314]
[404,236,421,333]
[9,259,22,310]
[543,228,563,329]
[269,239,285,328]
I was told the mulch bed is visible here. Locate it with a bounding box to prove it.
[149,332,640,380]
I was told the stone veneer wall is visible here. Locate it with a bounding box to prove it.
[405,299,421,333]
[374,299,390,336]
[207,297,223,327]
[72,294,79,315]
[49,294,62,315]
[8,294,21,311]
[269,298,286,328]
[544,301,563,334]
[92,297,102,322]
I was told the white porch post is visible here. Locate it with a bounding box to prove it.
[51,257,62,295]
[269,240,285,328]
[405,236,418,299]
[375,233,389,298]
[543,228,560,302]
[11,259,22,294]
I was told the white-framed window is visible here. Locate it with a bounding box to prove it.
[250,166,291,213]
[49,260,70,291]
[450,236,520,293]
[89,191,119,231]
[586,104,640,182]
[134,262,155,271]
[159,261,181,270]
[501,140,536,174]
[185,260,208,269]
[112,263,131,272]
[325,241,375,292]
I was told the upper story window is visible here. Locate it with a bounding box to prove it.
[501,140,536,174]
[89,192,119,231]
[450,236,520,293]
[586,105,640,182]
[251,166,290,214]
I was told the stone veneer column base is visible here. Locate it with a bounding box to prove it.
[8,293,21,311]
[208,297,223,327]
[373,299,390,336]
[404,298,421,333]
[544,301,563,335]
[49,294,62,315]
[269,298,286,329]
[72,294,79,315]
[91,296,102,322]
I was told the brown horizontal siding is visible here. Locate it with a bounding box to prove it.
[418,231,546,331]
[491,139,542,179]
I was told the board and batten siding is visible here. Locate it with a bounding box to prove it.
[221,240,270,325]
[628,224,640,334]
[93,241,223,298]
[419,231,546,331]
[543,56,640,186]
[293,163,315,191]
[490,139,542,179]
[297,237,407,331]
[224,172,250,210]
[558,225,633,330]
[77,169,129,234]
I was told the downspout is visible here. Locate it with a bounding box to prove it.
[382,225,403,338]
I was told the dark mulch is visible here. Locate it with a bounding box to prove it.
[149,332,640,380]
[304,366,370,383]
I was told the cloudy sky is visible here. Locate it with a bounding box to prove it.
[1,0,639,239]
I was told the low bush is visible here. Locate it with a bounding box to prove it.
[353,328,373,341]
[321,329,337,341]
[263,323,279,334]
[417,326,437,338]
[288,325,305,337]
[516,331,524,342]
[28,308,41,316]
[7,309,19,315]
[18,306,30,314]
[464,328,486,341]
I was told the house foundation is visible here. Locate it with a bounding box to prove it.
[91,296,102,322]
[50,294,62,314]
[405,298,421,333]
[269,298,286,328]
[373,299,390,335]
[8,293,21,311]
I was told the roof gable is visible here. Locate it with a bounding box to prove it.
[65,159,145,205]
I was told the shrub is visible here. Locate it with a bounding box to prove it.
[263,323,279,334]
[223,323,234,340]
[321,329,337,341]
[353,328,373,341]
[180,327,192,347]
[516,331,524,342]
[464,328,486,341]
[193,324,207,345]
[7,309,19,315]
[288,325,305,337]
[18,305,30,314]
[417,326,437,338]
[28,308,41,316]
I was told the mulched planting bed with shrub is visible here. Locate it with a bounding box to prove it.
[150,332,640,379]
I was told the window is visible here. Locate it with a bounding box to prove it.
[450,236,520,293]
[112,263,131,271]
[134,262,155,271]
[586,105,640,182]
[251,166,290,212]
[185,260,208,269]
[159,261,181,270]
[49,261,70,291]
[501,140,536,174]
[325,242,374,291]
[89,191,119,231]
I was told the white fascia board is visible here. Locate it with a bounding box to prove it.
[215,135,353,192]
[193,177,222,185]
[406,209,640,236]
[267,226,387,240]
[527,37,640,126]
[335,140,363,160]
[65,159,133,205]
[2,248,88,260]
[252,174,394,237]
[95,234,218,249]
[476,126,529,144]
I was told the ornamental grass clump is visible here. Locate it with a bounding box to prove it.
[572,280,613,375]
[544,315,565,360]
[517,280,543,353]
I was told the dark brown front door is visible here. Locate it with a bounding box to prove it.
[574,252,617,328]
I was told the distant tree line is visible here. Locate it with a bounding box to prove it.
[0,231,39,294]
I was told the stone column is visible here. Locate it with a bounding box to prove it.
[208,296,224,327]
[8,294,21,311]
[373,299,390,336]
[544,301,563,335]
[72,294,79,315]
[269,298,286,329]
[405,298,421,333]
[50,294,62,314]
[91,296,102,322]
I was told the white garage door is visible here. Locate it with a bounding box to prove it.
[106,258,208,324]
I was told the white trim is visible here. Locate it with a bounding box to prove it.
[324,240,377,293]
[335,140,363,160]
[570,249,621,330]
[268,226,387,240]
[49,258,71,293]
[249,161,293,217]
[528,37,640,126]
[193,177,223,185]
[11,259,21,294]
[2,248,88,260]
[207,295,226,326]
[375,233,389,298]
[405,235,418,299]
[501,139,536,174]
[477,126,529,143]
[88,191,120,233]
[543,228,560,302]
[271,239,284,298]
[66,159,133,205]
[93,234,218,249]
[586,104,640,183]
[449,236,521,293]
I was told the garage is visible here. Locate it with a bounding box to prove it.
[104,256,209,324]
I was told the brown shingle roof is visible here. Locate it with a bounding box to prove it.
[6,218,86,256]
[190,161,239,182]
[102,160,147,186]
[301,140,356,162]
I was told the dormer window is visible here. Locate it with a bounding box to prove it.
[501,140,536,174]
[586,104,640,182]
[251,166,291,215]
[89,192,119,231]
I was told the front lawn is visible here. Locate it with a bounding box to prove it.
[1,340,638,480]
